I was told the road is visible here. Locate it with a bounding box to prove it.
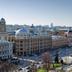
[17,57,41,72]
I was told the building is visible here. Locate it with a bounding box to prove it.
[0,18,13,59]
[0,18,69,56]
[0,32,9,41]
[52,35,68,48]
[66,29,72,46]
[0,18,6,32]
[6,24,30,32]
[6,27,69,56]
[14,28,52,56]
[0,40,13,60]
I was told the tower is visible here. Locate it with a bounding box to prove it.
[0,18,6,32]
[50,22,53,28]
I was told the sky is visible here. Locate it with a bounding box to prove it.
[0,0,72,26]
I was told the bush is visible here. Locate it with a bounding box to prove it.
[53,63,61,68]
[37,68,47,72]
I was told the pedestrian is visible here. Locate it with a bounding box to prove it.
[60,59,64,65]
[54,54,59,63]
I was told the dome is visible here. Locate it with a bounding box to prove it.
[0,40,10,46]
[1,18,5,22]
[0,18,6,24]
[1,18,5,21]
[15,28,29,38]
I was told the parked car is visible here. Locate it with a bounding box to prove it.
[18,68,22,71]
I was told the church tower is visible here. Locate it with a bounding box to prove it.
[0,18,6,32]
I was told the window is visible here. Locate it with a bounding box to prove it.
[20,48,23,50]
[0,37,1,39]
[0,51,1,54]
[20,41,23,43]
[20,44,23,47]
[20,52,23,55]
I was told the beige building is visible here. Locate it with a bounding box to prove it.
[15,36,52,56]
[0,18,69,57]
[0,32,8,40]
[52,35,68,48]
[53,30,66,36]
[66,30,72,46]
[0,32,15,43]
[0,23,69,56]
[12,28,52,56]
[5,28,69,56]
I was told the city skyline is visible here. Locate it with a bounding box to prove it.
[0,0,72,26]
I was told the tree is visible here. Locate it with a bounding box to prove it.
[30,62,37,72]
[0,61,19,72]
[42,52,51,71]
[54,54,59,63]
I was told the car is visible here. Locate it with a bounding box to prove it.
[10,58,20,65]
[18,68,22,71]
[26,66,30,69]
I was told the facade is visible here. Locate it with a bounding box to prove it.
[8,32,15,43]
[0,18,6,32]
[52,35,68,48]
[0,40,13,60]
[0,17,70,58]
[15,36,51,56]
[14,28,52,56]
[66,29,72,46]
[6,27,69,56]
[0,32,9,40]
[0,32,15,43]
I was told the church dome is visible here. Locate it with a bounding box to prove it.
[15,27,29,38]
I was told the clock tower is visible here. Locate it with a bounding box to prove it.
[0,18,6,32]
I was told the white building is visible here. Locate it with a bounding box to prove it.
[0,40,13,60]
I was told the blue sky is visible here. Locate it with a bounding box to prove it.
[0,0,72,26]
